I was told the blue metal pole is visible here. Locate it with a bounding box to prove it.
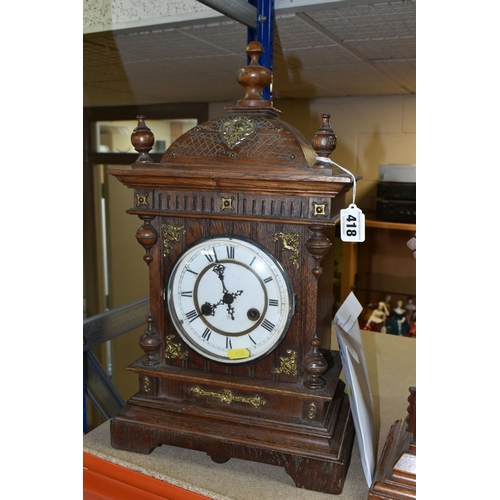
[247,0,257,48]
[248,0,274,101]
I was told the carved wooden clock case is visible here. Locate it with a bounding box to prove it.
[109,42,355,495]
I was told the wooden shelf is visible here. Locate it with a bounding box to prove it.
[365,219,416,231]
[355,273,416,297]
[340,219,416,305]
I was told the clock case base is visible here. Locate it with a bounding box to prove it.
[110,350,355,495]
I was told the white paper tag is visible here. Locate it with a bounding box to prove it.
[340,204,365,242]
[334,292,376,486]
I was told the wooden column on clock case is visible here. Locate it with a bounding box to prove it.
[108,42,356,495]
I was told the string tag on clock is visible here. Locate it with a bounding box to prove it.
[315,157,365,243]
[340,203,365,242]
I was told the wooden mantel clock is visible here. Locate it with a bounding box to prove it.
[108,41,355,495]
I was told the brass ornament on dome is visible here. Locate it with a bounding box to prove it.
[220,116,256,148]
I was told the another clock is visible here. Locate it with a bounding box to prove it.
[166,235,295,364]
[108,41,356,495]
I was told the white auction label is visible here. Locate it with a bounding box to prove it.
[340,204,365,242]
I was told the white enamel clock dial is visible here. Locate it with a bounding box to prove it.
[166,235,294,364]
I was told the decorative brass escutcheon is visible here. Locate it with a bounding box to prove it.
[313,202,327,217]
[162,223,187,256]
[136,193,149,206]
[220,116,256,148]
[274,350,298,376]
[190,386,266,408]
[308,402,317,420]
[220,196,235,211]
[165,334,188,360]
[273,231,300,269]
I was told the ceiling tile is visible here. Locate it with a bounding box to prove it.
[83,0,416,107]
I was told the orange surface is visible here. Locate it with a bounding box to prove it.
[83,451,209,500]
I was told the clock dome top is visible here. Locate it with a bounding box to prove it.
[134,42,338,171]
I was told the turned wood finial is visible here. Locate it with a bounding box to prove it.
[235,41,272,107]
[312,113,337,168]
[131,115,155,163]
[305,225,332,278]
[303,333,327,389]
[136,215,158,266]
[139,313,162,366]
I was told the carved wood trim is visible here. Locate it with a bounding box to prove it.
[302,333,328,389]
[138,313,162,366]
[305,224,332,278]
[135,215,158,266]
[302,225,333,388]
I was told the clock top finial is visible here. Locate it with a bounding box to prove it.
[311,114,337,168]
[235,41,272,107]
[131,115,155,163]
[224,41,277,115]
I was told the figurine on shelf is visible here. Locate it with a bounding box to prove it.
[405,297,416,329]
[384,295,392,313]
[385,300,408,336]
[362,301,390,332]
[407,234,416,259]
[408,317,416,337]
[362,295,391,323]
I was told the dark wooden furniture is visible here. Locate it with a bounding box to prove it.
[368,387,416,499]
[108,41,355,494]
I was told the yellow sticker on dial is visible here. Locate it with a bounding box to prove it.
[227,348,250,360]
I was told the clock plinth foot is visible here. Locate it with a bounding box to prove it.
[209,452,231,464]
[285,455,351,495]
[110,414,160,455]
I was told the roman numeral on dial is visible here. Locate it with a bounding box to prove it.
[186,310,198,322]
[204,248,218,263]
[261,319,275,332]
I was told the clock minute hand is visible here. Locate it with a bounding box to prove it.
[212,264,229,293]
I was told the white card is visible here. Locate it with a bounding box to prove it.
[334,292,375,486]
[340,204,365,242]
